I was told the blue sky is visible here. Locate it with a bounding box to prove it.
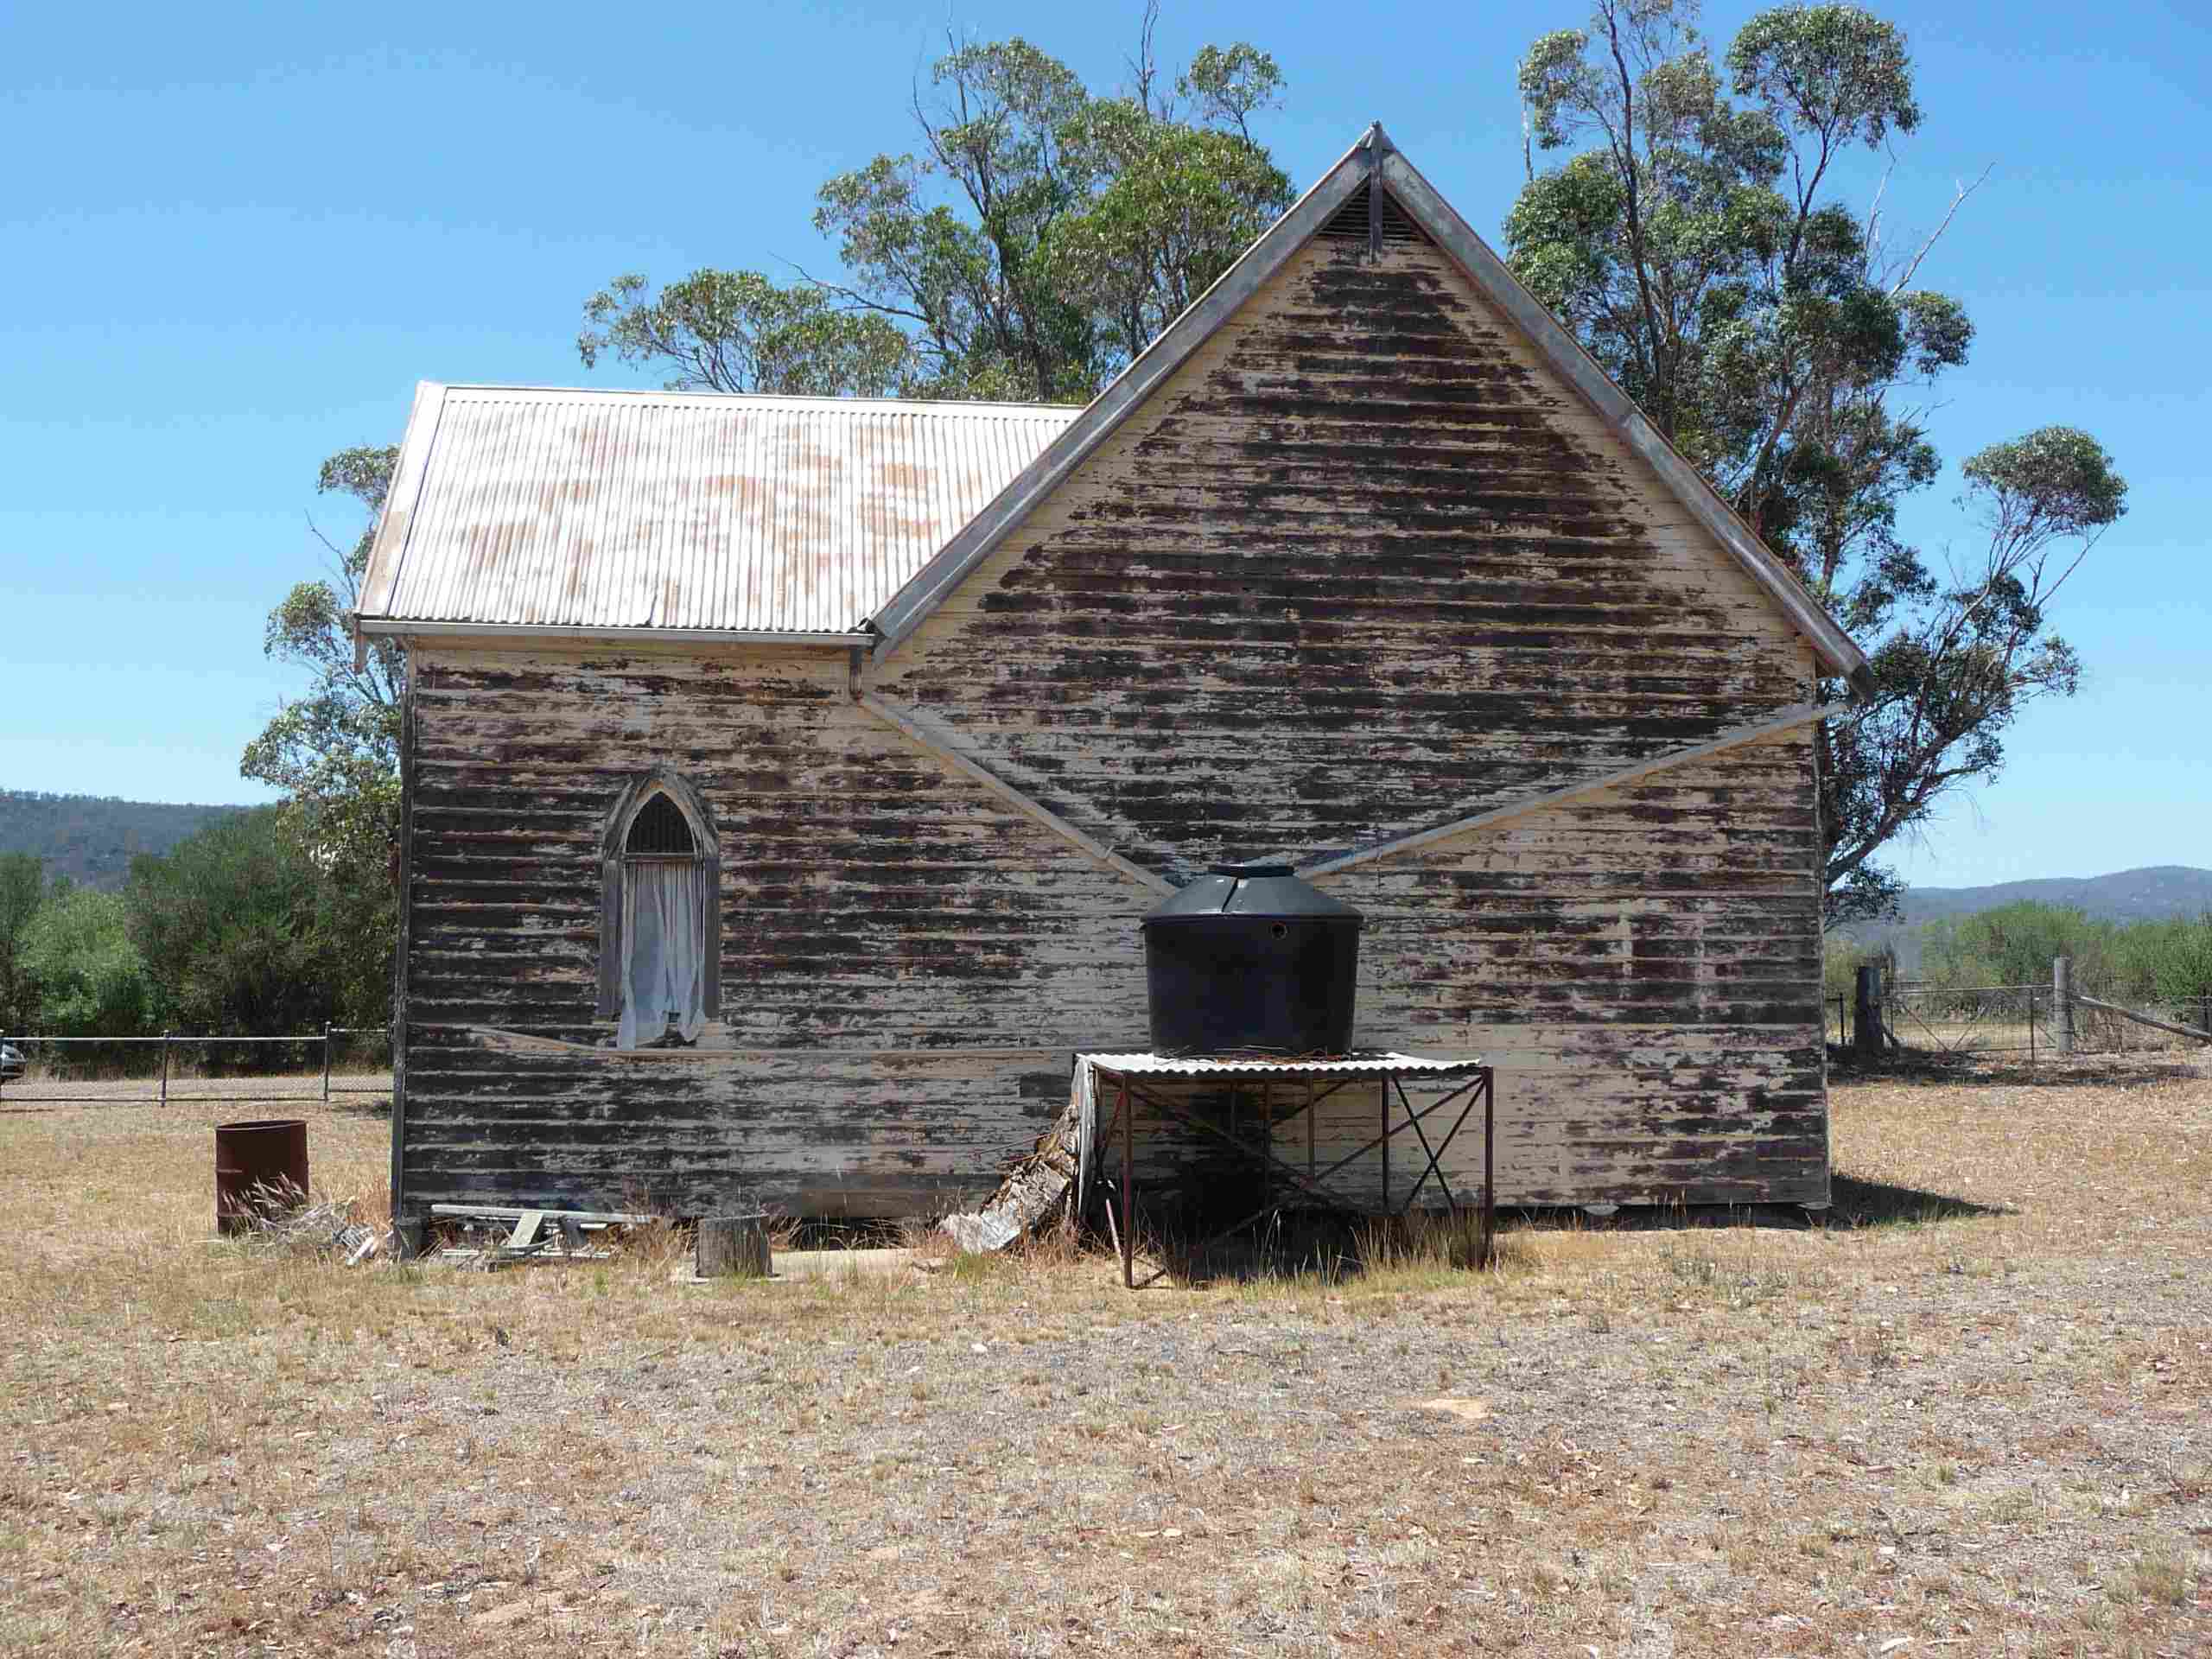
[1,0,2203,889]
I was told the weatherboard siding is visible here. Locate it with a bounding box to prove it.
[399,642,1154,1217]
[397,662,1821,1217]
[395,226,1830,1219]
[880,235,1818,869]
[1319,733,1827,1207]
[876,229,1828,1209]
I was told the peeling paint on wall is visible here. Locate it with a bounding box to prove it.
[396,235,1828,1219]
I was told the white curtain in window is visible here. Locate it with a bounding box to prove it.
[616,861,707,1050]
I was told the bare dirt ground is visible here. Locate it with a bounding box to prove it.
[2,1056,2207,1657]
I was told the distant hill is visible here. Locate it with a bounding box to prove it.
[0,790,245,890]
[1838,865,2212,973]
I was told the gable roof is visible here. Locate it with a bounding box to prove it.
[356,127,1869,688]
[354,384,1079,643]
[867,125,1873,695]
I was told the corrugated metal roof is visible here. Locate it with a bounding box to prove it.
[357,385,1081,638]
[1078,1052,1485,1078]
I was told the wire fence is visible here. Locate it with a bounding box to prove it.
[1886,983,2047,1057]
[2069,990,2212,1055]
[1826,979,2212,1059]
[0,1027,392,1105]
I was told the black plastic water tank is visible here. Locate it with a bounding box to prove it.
[1141,862,1362,1057]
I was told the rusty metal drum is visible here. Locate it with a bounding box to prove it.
[214,1119,309,1235]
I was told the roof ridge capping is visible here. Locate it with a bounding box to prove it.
[868,123,1872,699]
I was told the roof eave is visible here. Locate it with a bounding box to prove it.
[358,619,869,648]
[356,381,448,621]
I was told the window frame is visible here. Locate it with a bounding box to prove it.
[596,769,721,1023]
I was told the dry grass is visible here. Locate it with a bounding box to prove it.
[3,1056,2209,1656]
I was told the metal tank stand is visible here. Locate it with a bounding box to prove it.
[1077,1053,1494,1289]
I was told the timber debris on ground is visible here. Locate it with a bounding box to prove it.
[939,1083,1085,1253]
[423,1204,657,1269]
[235,1182,387,1265]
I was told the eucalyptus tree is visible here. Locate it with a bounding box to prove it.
[582,20,1290,404]
[240,446,404,1027]
[578,270,914,397]
[1510,0,2125,920]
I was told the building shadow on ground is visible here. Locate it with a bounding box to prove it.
[1108,1160,2031,1281]
[1823,1174,2010,1228]
[1530,1188,2005,1233]
[1965,1058,2201,1089]
[1123,1206,1499,1286]
[1830,1050,2202,1090]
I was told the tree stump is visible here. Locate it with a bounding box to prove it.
[696,1212,770,1279]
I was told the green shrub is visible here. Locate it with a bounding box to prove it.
[1918,901,2212,1003]
[20,886,152,1036]
[15,884,155,1070]
[124,809,346,1056]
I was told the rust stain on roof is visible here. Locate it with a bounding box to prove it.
[363,386,1080,636]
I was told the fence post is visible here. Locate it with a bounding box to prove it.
[322,1025,333,1103]
[2053,957,2074,1056]
[1853,965,1885,1057]
[159,1032,171,1106]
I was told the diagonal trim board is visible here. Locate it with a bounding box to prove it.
[852,690,1174,898]
[1297,703,1827,881]
[854,690,1827,896]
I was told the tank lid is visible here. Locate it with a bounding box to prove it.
[1143,861,1362,925]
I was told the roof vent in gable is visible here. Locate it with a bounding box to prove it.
[1315,181,1430,247]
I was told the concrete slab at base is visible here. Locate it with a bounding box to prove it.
[671,1247,918,1285]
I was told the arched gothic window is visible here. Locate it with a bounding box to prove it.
[597,772,721,1048]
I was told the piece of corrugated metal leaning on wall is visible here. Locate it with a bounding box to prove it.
[355,124,1869,1224]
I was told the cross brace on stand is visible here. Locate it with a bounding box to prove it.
[1086,1059,1494,1289]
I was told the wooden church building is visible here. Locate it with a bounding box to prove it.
[355,127,1871,1225]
